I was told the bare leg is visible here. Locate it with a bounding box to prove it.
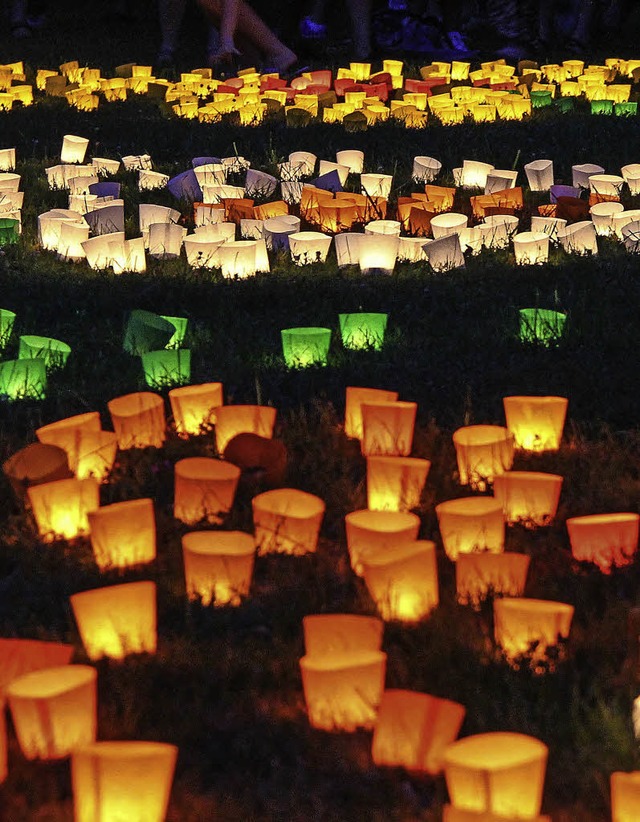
[158,0,187,60]
[345,0,371,59]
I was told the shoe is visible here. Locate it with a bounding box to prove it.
[299,16,327,40]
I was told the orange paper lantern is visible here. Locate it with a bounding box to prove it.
[252,488,325,555]
[182,530,255,606]
[494,597,574,666]
[169,382,223,436]
[174,457,240,525]
[88,498,156,569]
[566,513,640,572]
[345,509,421,575]
[3,442,72,498]
[344,386,399,440]
[436,497,505,561]
[493,471,563,527]
[503,396,568,451]
[611,771,640,822]
[28,477,99,542]
[361,401,418,457]
[456,552,530,606]
[452,425,514,490]
[366,455,431,511]
[37,413,117,482]
[107,391,166,449]
[215,404,277,454]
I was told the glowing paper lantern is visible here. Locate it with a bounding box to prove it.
[611,771,640,822]
[72,741,177,822]
[452,425,514,490]
[590,201,624,236]
[366,455,430,512]
[436,497,505,561]
[524,159,554,191]
[477,214,518,250]
[109,392,165,449]
[513,231,550,265]
[252,488,325,555]
[141,348,191,389]
[336,149,364,174]
[361,173,392,199]
[0,307,15,350]
[430,213,468,239]
[174,457,240,525]
[88,498,156,570]
[36,412,117,482]
[345,387,398,440]
[443,732,548,817]
[182,530,255,606]
[621,164,640,195]
[372,689,465,773]
[0,217,18,245]
[288,231,332,265]
[123,310,175,355]
[61,135,89,163]
[345,509,420,575]
[19,335,71,370]
[456,552,530,606]
[218,240,260,278]
[71,581,156,660]
[412,156,442,183]
[358,234,399,274]
[362,540,438,621]
[493,471,563,527]
[456,160,495,189]
[566,513,639,572]
[169,382,223,436]
[0,147,16,171]
[557,220,598,255]
[28,477,99,542]
[7,665,97,759]
[572,163,604,189]
[519,308,566,345]
[215,405,276,454]
[263,214,301,250]
[503,396,568,452]
[0,357,46,400]
[494,598,574,665]
[361,401,417,457]
[3,442,72,498]
[423,234,465,272]
[530,216,567,242]
[281,327,331,368]
[589,174,624,199]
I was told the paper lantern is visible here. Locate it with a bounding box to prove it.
[519,308,566,345]
[365,220,401,237]
[345,509,421,575]
[28,477,99,542]
[169,382,223,436]
[345,387,398,440]
[0,307,15,350]
[443,732,548,817]
[361,173,392,199]
[424,234,465,272]
[338,312,387,351]
[621,164,640,195]
[611,771,640,822]
[436,497,505,560]
[263,215,301,251]
[524,159,554,191]
[572,163,604,189]
[215,405,276,454]
[336,149,364,174]
[71,581,156,660]
[358,234,399,274]
[567,513,639,572]
[412,156,442,183]
[252,488,325,555]
[88,498,156,570]
[0,639,74,698]
[477,214,518,250]
[174,457,240,525]
[589,201,624,236]
[494,598,574,665]
[7,665,97,759]
[557,220,598,255]
[36,412,116,482]
[218,240,259,278]
[589,173,624,199]
[530,216,567,242]
[366,455,430,512]
[362,540,438,621]
[452,425,514,490]
[456,552,530,606]
[19,335,71,370]
[183,235,224,268]
[141,348,191,389]
[72,741,177,822]
[289,151,316,175]
[0,147,16,171]
[493,471,563,527]
[147,223,186,259]
[503,396,568,452]
[61,135,89,164]
[123,310,175,355]
[360,401,417,457]
[182,530,255,606]
[513,231,550,265]
[288,231,332,265]
[0,216,18,245]
[372,689,465,773]
[108,391,166,449]
[3,442,72,498]
[430,213,468,239]
[281,327,331,368]
[456,160,495,189]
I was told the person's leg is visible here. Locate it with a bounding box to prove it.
[158,0,188,62]
[345,0,371,59]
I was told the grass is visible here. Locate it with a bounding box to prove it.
[3,3,640,820]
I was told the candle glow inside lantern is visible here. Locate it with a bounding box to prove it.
[357,234,399,274]
[436,497,505,561]
[61,134,89,163]
[215,404,276,454]
[169,382,223,436]
[360,400,417,457]
[174,457,240,525]
[281,327,332,368]
[493,471,563,527]
[362,540,439,621]
[345,509,421,575]
[88,498,156,570]
[503,396,568,452]
[519,308,566,346]
[339,312,388,350]
[28,477,99,542]
[72,741,178,822]
[300,614,386,731]
[566,512,639,572]
[252,488,325,555]
[182,530,255,606]
[345,387,398,441]
[366,455,430,512]
[443,732,548,818]
[611,771,640,822]
[493,598,574,666]
[452,425,514,490]
[36,412,117,482]
[107,391,166,449]
[288,231,333,265]
[513,231,550,265]
[71,581,157,660]
[7,665,97,760]
[372,689,465,773]
[456,552,530,607]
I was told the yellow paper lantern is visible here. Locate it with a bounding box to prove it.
[182,530,255,606]
[70,581,157,660]
[88,498,156,570]
[28,477,99,542]
[444,732,548,818]
[366,455,431,512]
[452,425,514,490]
[107,391,166,449]
[361,401,417,457]
[344,387,398,440]
[372,689,465,774]
[436,497,505,561]
[72,741,178,822]
[493,471,563,527]
[7,665,97,759]
[174,457,240,525]
[566,512,640,572]
[362,540,439,621]
[503,396,568,452]
[252,488,325,555]
[345,509,421,575]
[456,552,530,607]
[611,771,640,822]
[494,597,574,666]
[214,404,277,454]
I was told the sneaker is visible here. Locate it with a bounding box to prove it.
[299,16,327,40]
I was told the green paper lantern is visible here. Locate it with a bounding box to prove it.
[161,315,188,349]
[0,308,16,350]
[615,101,637,117]
[124,310,175,356]
[591,99,613,115]
[141,348,191,388]
[0,358,47,400]
[339,313,388,351]
[18,335,71,370]
[519,308,566,346]
[553,97,574,114]
[281,327,331,368]
[0,218,19,246]
[530,90,552,108]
